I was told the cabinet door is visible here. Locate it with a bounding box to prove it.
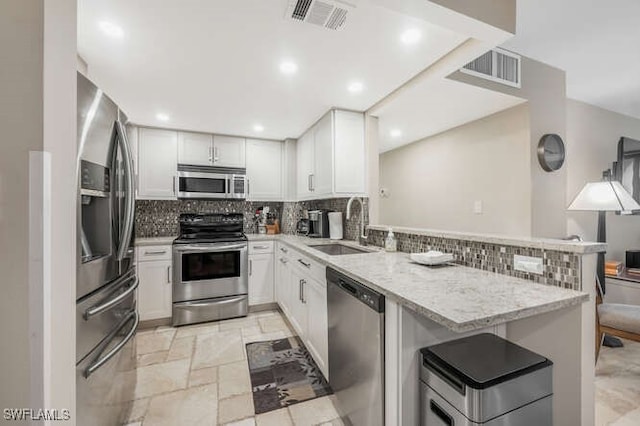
[296,130,314,199]
[249,253,274,305]
[334,110,365,194]
[178,131,212,166]
[305,277,329,378]
[246,139,283,201]
[213,135,246,168]
[275,255,291,316]
[137,259,173,321]
[313,112,333,196]
[288,268,308,337]
[137,128,178,199]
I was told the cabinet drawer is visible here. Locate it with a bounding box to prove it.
[249,241,274,254]
[137,245,172,262]
[292,252,326,286]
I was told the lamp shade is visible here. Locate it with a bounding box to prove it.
[567,180,640,212]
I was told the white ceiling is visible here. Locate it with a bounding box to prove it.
[376,78,526,152]
[502,0,640,119]
[78,0,468,140]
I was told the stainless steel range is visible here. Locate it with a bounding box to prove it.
[172,213,248,326]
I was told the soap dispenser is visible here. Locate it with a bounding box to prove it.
[385,227,397,252]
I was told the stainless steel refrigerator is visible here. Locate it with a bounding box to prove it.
[76,72,138,426]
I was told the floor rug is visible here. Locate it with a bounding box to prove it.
[246,336,332,414]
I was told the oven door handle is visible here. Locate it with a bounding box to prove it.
[84,275,139,320]
[174,243,247,252]
[175,295,246,308]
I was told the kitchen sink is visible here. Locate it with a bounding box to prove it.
[309,243,373,256]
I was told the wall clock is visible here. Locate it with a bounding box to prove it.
[537,134,565,172]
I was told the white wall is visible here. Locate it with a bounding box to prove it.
[379,104,532,236]
[0,0,77,419]
[566,99,640,260]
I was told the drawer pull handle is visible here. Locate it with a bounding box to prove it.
[430,400,453,425]
[298,259,311,268]
[144,250,167,255]
[253,245,270,250]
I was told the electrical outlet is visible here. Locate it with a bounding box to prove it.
[513,255,543,275]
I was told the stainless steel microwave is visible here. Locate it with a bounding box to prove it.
[176,165,246,200]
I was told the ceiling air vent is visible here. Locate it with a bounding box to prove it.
[286,0,356,31]
[461,48,521,88]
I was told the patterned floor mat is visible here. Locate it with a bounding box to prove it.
[245,336,332,414]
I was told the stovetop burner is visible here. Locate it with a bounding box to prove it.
[174,212,246,244]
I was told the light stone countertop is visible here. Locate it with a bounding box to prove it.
[135,236,176,246]
[247,233,589,332]
[367,224,607,254]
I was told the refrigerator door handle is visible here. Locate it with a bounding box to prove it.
[84,310,139,378]
[115,120,136,262]
[84,275,139,320]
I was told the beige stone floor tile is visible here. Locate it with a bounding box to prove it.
[136,351,168,368]
[189,366,218,387]
[224,417,256,426]
[175,322,219,338]
[612,406,640,425]
[192,330,246,369]
[123,398,149,423]
[317,419,344,426]
[288,396,340,426]
[255,407,293,426]
[219,316,260,331]
[597,401,623,426]
[241,325,263,337]
[258,316,291,333]
[242,331,288,345]
[218,360,252,399]
[144,384,218,426]
[166,335,195,361]
[123,422,141,426]
[136,329,175,355]
[130,359,190,399]
[218,393,255,424]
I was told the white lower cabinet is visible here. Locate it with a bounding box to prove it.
[137,246,173,321]
[275,243,329,379]
[248,253,275,305]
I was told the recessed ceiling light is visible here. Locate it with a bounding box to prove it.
[156,113,170,122]
[253,124,264,132]
[279,61,298,75]
[390,129,402,138]
[348,81,364,93]
[99,21,124,39]
[400,28,422,45]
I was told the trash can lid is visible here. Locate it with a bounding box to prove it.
[421,333,552,390]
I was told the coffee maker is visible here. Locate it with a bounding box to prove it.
[308,210,329,238]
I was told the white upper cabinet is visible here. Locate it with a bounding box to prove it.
[334,110,366,194]
[213,135,246,168]
[296,130,315,199]
[295,109,365,200]
[178,131,213,166]
[246,139,283,201]
[137,127,178,200]
[313,112,333,196]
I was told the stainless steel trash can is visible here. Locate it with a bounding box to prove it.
[420,333,553,425]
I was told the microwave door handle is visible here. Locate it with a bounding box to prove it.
[115,120,135,262]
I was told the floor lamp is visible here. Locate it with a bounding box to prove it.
[568,175,640,347]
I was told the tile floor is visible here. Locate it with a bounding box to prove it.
[595,338,640,425]
[123,310,343,425]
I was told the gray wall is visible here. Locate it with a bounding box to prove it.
[379,104,532,236]
[450,56,568,238]
[566,99,640,260]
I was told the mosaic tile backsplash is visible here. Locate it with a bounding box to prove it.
[135,197,368,241]
[367,229,581,290]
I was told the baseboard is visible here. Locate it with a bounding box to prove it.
[249,302,279,313]
[139,317,171,330]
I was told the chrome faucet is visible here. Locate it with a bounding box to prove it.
[346,196,368,243]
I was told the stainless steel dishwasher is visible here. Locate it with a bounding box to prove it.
[327,268,385,426]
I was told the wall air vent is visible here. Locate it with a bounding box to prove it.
[461,48,521,88]
[286,0,356,31]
